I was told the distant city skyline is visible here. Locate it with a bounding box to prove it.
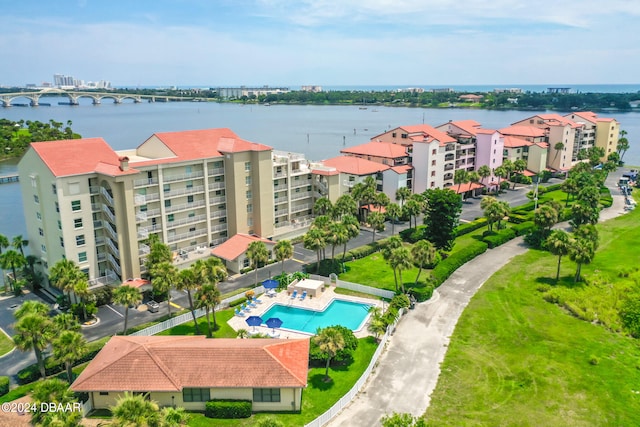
[1,1,639,87]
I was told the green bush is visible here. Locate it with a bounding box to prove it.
[389,294,411,310]
[399,226,426,243]
[0,376,9,397]
[600,195,613,208]
[431,241,489,287]
[511,221,536,236]
[620,294,640,338]
[228,297,247,308]
[310,325,358,364]
[409,284,434,302]
[508,212,532,224]
[93,286,113,306]
[205,399,252,419]
[482,228,516,249]
[240,267,253,274]
[455,218,487,237]
[344,241,382,260]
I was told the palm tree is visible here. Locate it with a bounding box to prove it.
[313,197,333,217]
[31,378,81,426]
[52,330,88,382]
[73,279,91,321]
[617,132,630,162]
[111,392,161,427]
[313,327,346,381]
[395,187,411,208]
[569,238,596,282]
[112,285,142,335]
[304,228,326,274]
[386,203,402,236]
[403,196,423,229]
[512,159,527,189]
[546,230,571,283]
[553,142,564,163]
[534,205,559,233]
[477,165,491,187]
[274,240,294,276]
[13,311,54,379]
[52,312,80,332]
[246,241,269,287]
[49,259,84,304]
[562,178,579,207]
[150,261,178,318]
[454,169,470,196]
[374,192,390,210]
[14,300,49,319]
[502,159,514,181]
[11,235,28,257]
[0,249,26,290]
[341,214,360,263]
[493,166,508,194]
[367,313,387,341]
[0,233,8,292]
[333,194,357,219]
[389,247,412,293]
[195,283,221,337]
[367,211,386,243]
[326,222,348,262]
[381,236,403,262]
[176,268,201,335]
[412,240,437,286]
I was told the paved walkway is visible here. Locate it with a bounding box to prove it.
[328,172,629,427]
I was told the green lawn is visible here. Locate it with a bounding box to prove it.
[156,309,237,338]
[187,337,378,427]
[0,329,14,358]
[339,251,421,292]
[424,204,640,426]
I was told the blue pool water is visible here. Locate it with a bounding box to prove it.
[260,299,372,334]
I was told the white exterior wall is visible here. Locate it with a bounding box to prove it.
[412,140,442,193]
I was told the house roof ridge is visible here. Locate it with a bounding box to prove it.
[263,340,308,387]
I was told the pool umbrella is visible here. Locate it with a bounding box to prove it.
[262,279,279,289]
[245,316,263,332]
[265,317,283,334]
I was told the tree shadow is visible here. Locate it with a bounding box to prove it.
[534,275,585,289]
[309,373,334,391]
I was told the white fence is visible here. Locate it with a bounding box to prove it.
[131,287,264,336]
[304,308,404,427]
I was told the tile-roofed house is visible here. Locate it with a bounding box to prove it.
[321,155,390,176]
[340,141,409,164]
[503,135,533,148]
[72,336,309,411]
[211,233,275,273]
[499,125,547,139]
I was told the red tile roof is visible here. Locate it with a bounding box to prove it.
[442,120,483,137]
[398,124,457,145]
[453,182,484,194]
[321,156,389,176]
[211,233,275,261]
[29,138,138,177]
[311,168,340,176]
[475,128,498,135]
[499,125,546,138]
[71,336,309,392]
[121,278,150,289]
[341,141,408,159]
[503,135,533,148]
[390,165,412,174]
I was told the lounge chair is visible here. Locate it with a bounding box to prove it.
[290,290,298,299]
[234,308,246,317]
[299,291,307,301]
[266,289,277,298]
[253,296,262,304]
[242,303,251,312]
[248,299,257,308]
[268,330,281,338]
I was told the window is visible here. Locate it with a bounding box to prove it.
[71,200,81,211]
[247,217,253,227]
[243,258,250,268]
[36,212,42,221]
[164,184,170,192]
[188,211,195,218]
[431,181,436,187]
[214,175,223,182]
[246,190,252,199]
[78,251,87,262]
[244,162,251,171]
[186,180,193,189]
[57,220,62,230]
[38,228,44,236]
[392,132,397,138]
[245,176,252,185]
[99,392,109,396]
[253,388,281,403]
[247,203,253,213]
[74,218,83,229]
[189,227,196,232]
[34,195,39,204]
[140,204,148,212]
[187,195,194,203]
[76,235,86,246]
[60,237,64,247]
[41,244,46,253]
[401,133,408,139]
[167,214,174,222]
[55,202,60,212]
[183,388,210,403]
[431,171,436,177]
[185,165,192,174]
[431,160,436,166]
[165,200,171,208]
[52,184,57,195]
[432,149,437,155]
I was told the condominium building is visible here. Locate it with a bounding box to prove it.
[564,111,620,159]
[18,129,316,290]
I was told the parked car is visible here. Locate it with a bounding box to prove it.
[146,300,160,313]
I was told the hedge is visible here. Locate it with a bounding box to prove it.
[508,212,532,224]
[455,218,487,237]
[0,376,9,397]
[399,226,426,243]
[511,221,536,236]
[409,284,434,302]
[431,240,489,287]
[17,337,110,384]
[482,228,517,249]
[205,399,252,419]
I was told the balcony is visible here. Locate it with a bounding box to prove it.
[95,236,105,246]
[102,205,115,223]
[343,180,355,188]
[165,199,206,214]
[207,167,224,176]
[165,214,207,230]
[91,203,101,212]
[444,154,455,161]
[138,244,150,256]
[167,228,208,244]
[208,182,225,190]
[134,192,160,205]
[209,195,226,205]
[107,253,122,275]
[97,252,107,262]
[106,238,120,258]
[291,191,312,201]
[164,185,205,199]
[136,212,147,222]
[210,209,227,219]
[163,170,204,183]
[93,220,103,229]
[445,144,456,152]
[444,164,454,171]
[291,202,313,213]
[89,186,99,195]
[134,177,159,188]
[274,209,289,216]
[211,224,227,232]
[105,221,118,241]
[100,187,114,206]
[137,227,149,240]
[274,196,288,204]
[291,179,312,189]
[315,180,328,193]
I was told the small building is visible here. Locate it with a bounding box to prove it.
[210,233,275,274]
[71,336,310,412]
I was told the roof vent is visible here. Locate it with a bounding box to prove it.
[119,156,130,171]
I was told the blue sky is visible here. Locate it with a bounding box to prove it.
[1,0,638,87]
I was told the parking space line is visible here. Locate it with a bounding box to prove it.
[106,304,124,318]
[292,258,305,264]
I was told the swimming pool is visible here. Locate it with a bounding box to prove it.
[260,299,372,334]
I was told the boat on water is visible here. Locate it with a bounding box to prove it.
[359,107,367,110]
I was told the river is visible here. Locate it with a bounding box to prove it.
[1,98,639,240]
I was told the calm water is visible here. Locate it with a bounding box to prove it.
[2,98,640,240]
[260,299,372,333]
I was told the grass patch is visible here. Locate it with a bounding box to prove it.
[156,309,237,338]
[425,205,640,426]
[187,337,378,427]
[339,252,422,292]
[0,329,14,357]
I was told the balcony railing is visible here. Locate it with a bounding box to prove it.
[89,186,99,195]
[163,170,204,183]
[274,197,288,204]
[273,171,287,178]
[165,199,206,214]
[211,224,227,232]
[165,214,207,230]
[136,212,147,222]
[137,228,149,240]
[210,209,227,219]
[343,180,355,188]
[291,202,313,213]
[97,252,107,262]
[274,209,288,216]
[102,205,115,223]
[105,221,118,241]
[107,253,122,275]
[164,185,205,198]
[91,203,101,212]
[167,228,208,244]
[444,164,454,171]
[95,236,105,246]
[134,177,159,188]
[93,220,103,229]
[207,167,224,176]
[100,187,114,206]
[291,191,311,201]
[106,238,120,258]
[139,244,150,256]
[209,195,226,205]
[291,179,312,189]
[208,182,225,190]
[315,180,328,193]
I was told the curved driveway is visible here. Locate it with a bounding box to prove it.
[328,173,627,427]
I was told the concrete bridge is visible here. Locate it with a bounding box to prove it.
[0,88,195,107]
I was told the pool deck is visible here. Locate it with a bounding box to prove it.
[227,285,383,339]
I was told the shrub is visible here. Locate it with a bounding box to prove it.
[345,241,382,260]
[240,267,253,275]
[92,287,113,306]
[482,228,516,248]
[256,418,285,427]
[409,284,434,302]
[431,241,488,287]
[511,221,536,236]
[0,376,9,397]
[310,325,358,364]
[399,226,426,243]
[228,297,247,308]
[589,355,600,365]
[508,212,532,224]
[204,399,252,419]
[389,294,411,310]
[620,294,640,338]
[455,218,487,237]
